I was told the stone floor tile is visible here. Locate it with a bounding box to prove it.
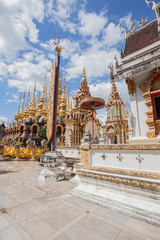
[0,189,7,198]
[92,205,130,226]
[115,229,145,240]
[2,183,26,195]
[79,214,107,231]
[0,161,160,240]
[0,195,19,209]
[125,218,160,240]
[63,196,97,211]
[7,199,48,224]
[101,222,123,239]
[12,189,44,204]
[0,214,10,231]
[7,204,35,224]
[54,221,106,240]
[0,226,24,240]
[38,208,72,230]
[0,178,16,188]
[50,201,83,220]
[20,215,55,240]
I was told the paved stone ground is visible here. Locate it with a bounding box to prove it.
[0,161,159,240]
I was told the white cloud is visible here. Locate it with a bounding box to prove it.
[40,38,80,60]
[102,22,123,47]
[120,13,133,29]
[5,50,52,92]
[4,99,19,104]
[78,10,108,37]
[0,0,44,55]
[65,47,119,81]
[90,81,129,104]
[4,92,19,104]
[46,0,77,33]
[0,116,8,123]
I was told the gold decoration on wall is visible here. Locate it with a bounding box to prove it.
[140,67,160,138]
[76,170,160,191]
[125,78,136,95]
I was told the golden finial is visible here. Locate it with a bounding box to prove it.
[53,37,62,56]
[63,75,66,90]
[15,95,21,121]
[83,66,86,75]
[38,91,40,104]
[34,81,36,95]
[67,86,70,111]
[21,92,25,120]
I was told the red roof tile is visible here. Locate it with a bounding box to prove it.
[124,20,160,56]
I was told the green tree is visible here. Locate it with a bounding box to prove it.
[38,127,48,141]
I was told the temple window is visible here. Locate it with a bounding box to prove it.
[151,76,160,121]
[153,96,160,120]
[33,126,37,134]
[20,126,23,134]
[110,107,114,120]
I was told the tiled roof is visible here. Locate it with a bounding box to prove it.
[124,20,160,56]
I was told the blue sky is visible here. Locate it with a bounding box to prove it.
[0,0,156,125]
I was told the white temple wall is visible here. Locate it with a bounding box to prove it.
[136,85,148,138]
[90,149,160,172]
[129,75,148,140]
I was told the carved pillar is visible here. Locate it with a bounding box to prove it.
[143,91,156,138]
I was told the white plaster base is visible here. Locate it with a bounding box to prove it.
[72,172,160,227]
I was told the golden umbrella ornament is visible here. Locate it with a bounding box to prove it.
[80,97,105,143]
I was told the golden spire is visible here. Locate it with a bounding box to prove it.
[25,88,30,119]
[35,91,41,117]
[37,75,48,118]
[29,84,36,120]
[15,95,21,122]
[38,91,40,104]
[20,92,25,120]
[59,75,67,116]
[33,81,36,108]
[63,75,66,91]
[67,86,70,112]
[57,73,63,117]
[73,67,91,108]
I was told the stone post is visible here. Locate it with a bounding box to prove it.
[31,145,36,161]
[15,145,20,161]
[0,145,4,160]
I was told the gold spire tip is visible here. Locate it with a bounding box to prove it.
[83,66,86,74]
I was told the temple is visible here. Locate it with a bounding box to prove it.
[102,82,128,144]
[71,1,160,227]
[5,78,48,145]
[112,2,160,144]
[4,67,103,147]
